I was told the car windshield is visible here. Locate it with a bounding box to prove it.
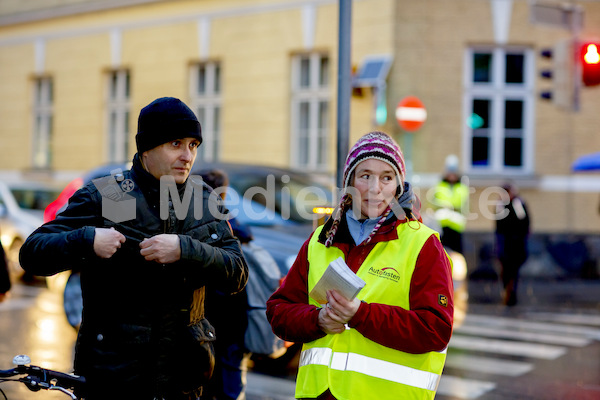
[11,188,62,211]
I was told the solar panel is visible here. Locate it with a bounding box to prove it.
[353,55,393,87]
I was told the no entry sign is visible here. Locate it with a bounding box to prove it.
[395,96,427,132]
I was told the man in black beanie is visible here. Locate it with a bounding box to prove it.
[136,97,203,184]
[20,97,248,399]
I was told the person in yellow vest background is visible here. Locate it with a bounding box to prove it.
[266,131,454,400]
[432,154,470,254]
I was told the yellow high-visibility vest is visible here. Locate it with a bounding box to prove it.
[433,181,469,233]
[295,223,449,400]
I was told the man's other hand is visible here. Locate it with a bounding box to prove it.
[93,227,126,258]
[139,234,181,263]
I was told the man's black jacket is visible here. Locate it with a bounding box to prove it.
[19,157,248,397]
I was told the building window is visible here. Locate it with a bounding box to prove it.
[291,53,330,170]
[107,70,130,163]
[32,77,53,169]
[464,47,534,175]
[190,62,221,162]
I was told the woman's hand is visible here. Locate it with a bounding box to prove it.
[327,289,361,323]
[318,305,346,334]
[317,289,361,334]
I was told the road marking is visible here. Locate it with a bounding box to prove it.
[524,312,600,327]
[444,354,533,376]
[463,314,600,341]
[246,372,296,400]
[437,375,496,399]
[449,335,567,359]
[454,324,591,347]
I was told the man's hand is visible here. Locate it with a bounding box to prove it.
[317,289,362,335]
[139,234,181,264]
[0,292,9,303]
[93,227,126,258]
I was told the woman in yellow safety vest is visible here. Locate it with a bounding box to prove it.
[266,131,454,400]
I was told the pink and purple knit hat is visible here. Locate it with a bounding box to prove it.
[324,131,406,247]
[342,131,406,192]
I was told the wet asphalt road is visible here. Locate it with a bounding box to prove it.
[1,278,599,400]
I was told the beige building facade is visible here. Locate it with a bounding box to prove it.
[1,0,600,247]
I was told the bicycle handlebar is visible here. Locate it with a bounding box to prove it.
[0,355,86,399]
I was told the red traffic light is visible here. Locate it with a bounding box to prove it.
[583,44,600,64]
[581,43,600,86]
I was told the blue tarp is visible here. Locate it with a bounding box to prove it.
[572,152,600,171]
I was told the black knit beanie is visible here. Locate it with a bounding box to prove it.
[135,97,202,154]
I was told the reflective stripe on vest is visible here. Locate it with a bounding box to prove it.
[296,222,449,400]
[433,181,469,232]
[299,347,446,391]
[434,207,467,231]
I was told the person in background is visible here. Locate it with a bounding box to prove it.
[0,238,10,302]
[495,182,530,306]
[266,131,454,400]
[432,154,469,254]
[19,97,248,400]
[199,169,251,400]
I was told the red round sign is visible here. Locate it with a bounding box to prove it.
[395,96,427,132]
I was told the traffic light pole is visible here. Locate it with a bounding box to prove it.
[571,8,582,112]
[336,0,351,190]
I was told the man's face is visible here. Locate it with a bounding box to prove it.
[142,137,200,184]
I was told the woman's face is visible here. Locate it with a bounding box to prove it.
[352,159,398,219]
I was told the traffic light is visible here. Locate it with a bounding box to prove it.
[374,84,387,126]
[538,39,575,109]
[539,47,554,100]
[581,42,600,87]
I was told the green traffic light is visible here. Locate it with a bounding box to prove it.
[375,103,387,126]
[467,113,484,129]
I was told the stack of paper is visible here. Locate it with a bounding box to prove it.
[309,257,366,304]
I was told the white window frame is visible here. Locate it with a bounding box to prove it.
[190,61,222,162]
[290,53,330,171]
[463,46,535,176]
[32,76,53,169]
[106,70,130,163]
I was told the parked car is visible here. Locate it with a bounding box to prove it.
[192,161,334,271]
[0,180,62,280]
[192,162,333,223]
